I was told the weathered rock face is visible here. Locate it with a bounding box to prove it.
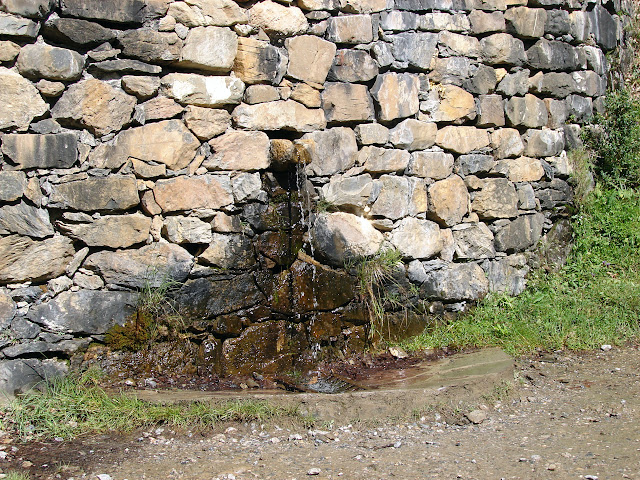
[0,0,619,391]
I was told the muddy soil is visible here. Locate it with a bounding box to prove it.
[2,345,639,480]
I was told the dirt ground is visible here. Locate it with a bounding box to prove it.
[2,345,639,480]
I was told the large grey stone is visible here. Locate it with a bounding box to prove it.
[179,26,237,72]
[0,202,54,238]
[469,177,518,219]
[496,68,529,96]
[89,120,199,170]
[370,175,411,219]
[328,49,379,83]
[523,128,564,157]
[455,154,495,176]
[52,79,136,136]
[0,292,16,329]
[428,56,472,86]
[491,128,524,159]
[206,131,271,171]
[0,12,39,38]
[480,33,525,65]
[565,94,593,124]
[380,10,419,31]
[119,29,182,63]
[371,73,419,122]
[28,290,137,335]
[438,31,480,58]
[301,127,358,176]
[312,212,383,266]
[0,67,48,131]
[505,94,548,128]
[587,4,617,51]
[1,0,56,18]
[42,17,115,46]
[17,43,84,81]
[469,10,505,34]
[389,119,437,151]
[60,0,170,24]
[232,100,326,132]
[233,37,287,85]
[420,263,489,301]
[84,242,193,289]
[162,73,245,107]
[321,174,373,213]
[484,253,528,295]
[391,32,438,70]
[59,213,152,248]
[49,176,139,212]
[389,217,441,260]
[452,223,495,259]
[0,235,74,284]
[176,273,264,319]
[545,9,570,36]
[494,212,545,252]
[526,39,580,71]
[1,133,77,169]
[0,171,27,202]
[153,175,233,212]
[322,83,375,123]
[0,359,67,398]
[358,146,410,174]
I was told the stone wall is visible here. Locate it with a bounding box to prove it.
[0,0,627,395]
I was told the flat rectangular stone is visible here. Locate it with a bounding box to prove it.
[1,133,77,169]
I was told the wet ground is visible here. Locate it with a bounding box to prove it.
[2,345,639,480]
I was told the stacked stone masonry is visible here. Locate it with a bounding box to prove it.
[0,0,628,394]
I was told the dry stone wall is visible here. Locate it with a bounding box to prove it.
[0,0,627,394]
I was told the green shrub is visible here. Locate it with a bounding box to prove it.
[584,89,640,188]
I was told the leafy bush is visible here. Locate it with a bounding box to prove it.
[584,89,640,188]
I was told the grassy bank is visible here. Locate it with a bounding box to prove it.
[401,187,640,356]
[0,368,300,441]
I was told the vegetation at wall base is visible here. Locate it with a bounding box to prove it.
[400,185,640,356]
[0,368,299,441]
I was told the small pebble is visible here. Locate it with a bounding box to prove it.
[547,464,557,471]
[307,468,321,475]
[96,475,113,480]
[601,344,612,351]
[585,476,599,480]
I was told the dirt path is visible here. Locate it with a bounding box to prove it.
[3,345,639,480]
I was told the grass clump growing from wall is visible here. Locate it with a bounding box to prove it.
[1,368,300,441]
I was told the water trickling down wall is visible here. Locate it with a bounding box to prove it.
[0,0,630,395]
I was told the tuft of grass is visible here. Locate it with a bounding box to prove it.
[400,187,640,356]
[345,248,405,340]
[3,473,31,480]
[1,368,299,441]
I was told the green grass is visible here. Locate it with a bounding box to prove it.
[1,368,299,441]
[400,187,640,356]
[2,472,31,480]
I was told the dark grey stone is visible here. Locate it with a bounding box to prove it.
[89,59,163,75]
[1,133,78,170]
[456,154,495,176]
[494,212,545,253]
[2,338,92,358]
[394,0,456,11]
[464,64,497,95]
[535,178,573,209]
[0,358,68,397]
[565,94,593,124]
[0,171,27,202]
[29,119,63,135]
[0,202,54,239]
[28,290,138,335]
[0,0,56,19]
[391,32,439,70]
[420,263,489,301]
[60,0,170,25]
[496,68,529,96]
[540,72,578,98]
[176,274,265,319]
[43,17,116,46]
[328,50,379,83]
[544,9,570,36]
[587,4,618,51]
[0,12,40,38]
[119,29,182,64]
[526,39,580,71]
